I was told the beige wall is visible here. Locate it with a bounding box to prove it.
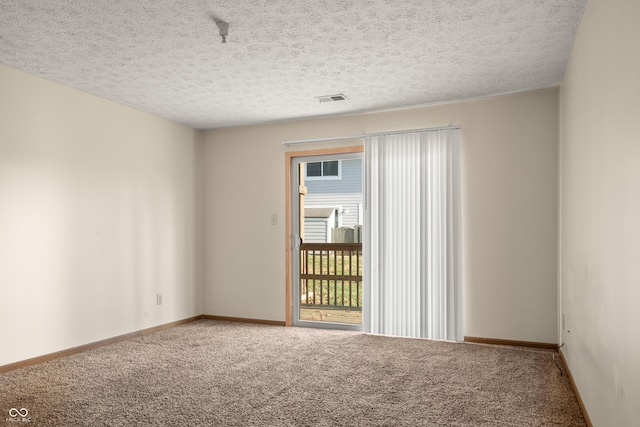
[559,0,640,424]
[204,88,559,343]
[0,65,204,366]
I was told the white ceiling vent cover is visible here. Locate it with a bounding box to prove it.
[315,94,348,103]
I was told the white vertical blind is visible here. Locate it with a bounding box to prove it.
[363,128,462,340]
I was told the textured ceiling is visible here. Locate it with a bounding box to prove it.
[0,0,586,130]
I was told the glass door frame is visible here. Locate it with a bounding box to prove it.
[285,146,364,330]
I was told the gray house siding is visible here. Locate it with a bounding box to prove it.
[304,194,361,228]
[305,159,362,194]
[304,218,330,243]
[303,158,362,242]
[303,208,334,243]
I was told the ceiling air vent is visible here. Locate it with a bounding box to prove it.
[315,94,348,103]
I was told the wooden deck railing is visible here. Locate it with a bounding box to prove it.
[300,243,362,310]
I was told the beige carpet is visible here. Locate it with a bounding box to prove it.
[1,320,585,426]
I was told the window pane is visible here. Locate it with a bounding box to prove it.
[323,161,339,176]
[307,162,322,177]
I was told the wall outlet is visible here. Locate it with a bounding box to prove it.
[271,214,278,226]
[157,293,163,305]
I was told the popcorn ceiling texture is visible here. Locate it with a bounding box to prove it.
[0,0,586,130]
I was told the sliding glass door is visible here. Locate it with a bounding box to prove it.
[291,152,363,330]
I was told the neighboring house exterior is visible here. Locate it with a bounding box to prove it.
[303,158,362,243]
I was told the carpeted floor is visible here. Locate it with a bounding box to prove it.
[1,320,585,426]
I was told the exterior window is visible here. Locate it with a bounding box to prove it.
[306,160,341,180]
